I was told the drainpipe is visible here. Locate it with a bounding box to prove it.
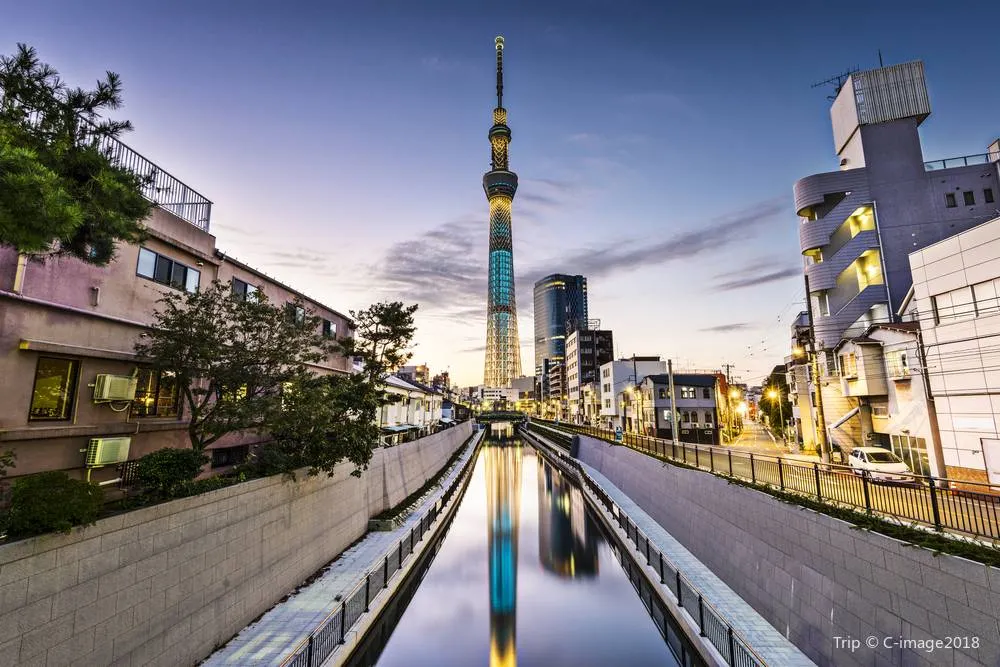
[871,200,894,323]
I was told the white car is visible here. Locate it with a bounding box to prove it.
[848,447,912,481]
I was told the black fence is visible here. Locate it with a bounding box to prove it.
[280,434,480,667]
[523,426,765,667]
[535,420,1000,542]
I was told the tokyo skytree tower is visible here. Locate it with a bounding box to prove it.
[483,35,522,387]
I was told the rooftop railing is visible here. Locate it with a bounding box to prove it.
[11,102,212,231]
[924,152,1000,171]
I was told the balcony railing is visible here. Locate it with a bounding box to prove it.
[924,152,999,171]
[14,103,212,231]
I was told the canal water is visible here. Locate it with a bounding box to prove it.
[368,428,684,667]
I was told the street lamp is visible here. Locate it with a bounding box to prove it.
[767,387,786,444]
[727,387,741,441]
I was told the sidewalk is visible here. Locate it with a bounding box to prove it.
[203,433,482,666]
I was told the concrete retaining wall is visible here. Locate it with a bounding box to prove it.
[577,434,1000,667]
[0,421,472,667]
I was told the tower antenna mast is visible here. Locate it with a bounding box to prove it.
[811,67,860,100]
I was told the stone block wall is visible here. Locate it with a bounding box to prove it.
[577,434,1000,666]
[0,421,472,666]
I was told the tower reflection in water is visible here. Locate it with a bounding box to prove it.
[537,459,599,578]
[485,423,521,667]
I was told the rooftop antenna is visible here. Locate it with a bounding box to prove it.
[811,67,860,100]
[878,49,884,67]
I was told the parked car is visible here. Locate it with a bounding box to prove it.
[848,447,912,481]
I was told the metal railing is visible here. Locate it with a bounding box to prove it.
[924,152,999,171]
[15,105,212,230]
[280,434,478,667]
[523,424,765,667]
[535,420,1000,542]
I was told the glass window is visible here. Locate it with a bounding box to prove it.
[704,412,713,425]
[681,387,695,399]
[866,450,903,463]
[702,387,710,399]
[963,191,976,206]
[287,304,306,324]
[886,351,909,378]
[681,411,690,423]
[29,357,79,421]
[986,188,996,204]
[185,268,200,293]
[840,353,858,377]
[133,368,180,417]
[137,248,157,278]
[945,193,957,208]
[153,254,172,284]
[657,388,667,399]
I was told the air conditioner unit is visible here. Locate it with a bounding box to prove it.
[85,436,131,467]
[93,374,138,402]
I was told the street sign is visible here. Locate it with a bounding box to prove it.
[615,426,623,443]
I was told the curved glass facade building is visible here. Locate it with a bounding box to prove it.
[533,274,588,375]
[483,36,522,388]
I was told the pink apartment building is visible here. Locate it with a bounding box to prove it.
[0,162,353,486]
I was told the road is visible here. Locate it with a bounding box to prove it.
[537,421,1000,542]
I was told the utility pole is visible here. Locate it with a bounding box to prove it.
[804,274,830,462]
[915,328,947,482]
[722,363,734,443]
[668,359,678,448]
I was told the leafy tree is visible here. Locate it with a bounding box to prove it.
[135,281,334,452]
[261,301,418,478]
[3,471,103,537]
[0,43,151,264]
[135,448,208,499]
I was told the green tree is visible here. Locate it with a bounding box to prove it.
[3,471,103,537]
[261,301,418,478]
[0,43,152,264]
[135,448,208,499]
[135,281,334,452]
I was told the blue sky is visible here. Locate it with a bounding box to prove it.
[5,0,1000,387]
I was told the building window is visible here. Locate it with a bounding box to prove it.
[680,387,695,399]
[963,191,976,206]
[973,279,1000,316]
[137,247,200,292]
[945,193,957,208]
[211,445,249,469]
[657,388,667,399]
[890,434,929,476]
[702,387,710,399]
[839,353,858,378]
[286,304,306,324]
[681,411,691,424]
[886,351,909,379]
[232,278,259,301]
[29,357,79,421]
[986,188,995,204]
[704,412,714,425]
[133,368,180,417]
[322,319,336,338]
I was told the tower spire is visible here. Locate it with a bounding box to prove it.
[495,35,504,109]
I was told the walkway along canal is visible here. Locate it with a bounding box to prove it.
[339,424,697,667]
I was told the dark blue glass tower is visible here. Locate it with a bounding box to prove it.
[483,36,522,387]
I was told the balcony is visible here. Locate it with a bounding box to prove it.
[19,105,212,231]
[924,152,999,171]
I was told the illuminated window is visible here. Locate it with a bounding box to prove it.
[848,206,876,237]
[28,357,79,421]
[133,368,180,417]
[839,353,857,377]
[680,387,695,399]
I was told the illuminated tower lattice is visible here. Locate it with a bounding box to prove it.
[483,35,522,388]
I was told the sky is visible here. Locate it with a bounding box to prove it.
[5,0,1000,388]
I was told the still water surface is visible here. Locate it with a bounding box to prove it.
[373,430,681,667]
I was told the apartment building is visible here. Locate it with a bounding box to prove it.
[789,60,1000,453]
[597,357,666,430]
[565,324,613,423]
[637,374,720,444]
[0,151,352,484]
[908,215,1000,486]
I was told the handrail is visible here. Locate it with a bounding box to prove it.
[279,431,481,667]
[523,423,769,667]
[534,419,1000,542]
[924,152,999,171]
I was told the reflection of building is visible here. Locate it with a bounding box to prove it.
[537,459,598,578]
[485,442,522,667]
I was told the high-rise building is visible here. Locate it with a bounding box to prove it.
[566,324,614,423]
[533,274,588,376]
[483,36,522,388]
[790,60,1000,454]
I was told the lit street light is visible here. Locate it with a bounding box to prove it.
[767,387,786,444]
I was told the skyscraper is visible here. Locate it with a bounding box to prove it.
[483,36,522,388]
[533,274,588,375]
